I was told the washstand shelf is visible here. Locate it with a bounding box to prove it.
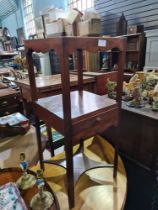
[25,36,126,209]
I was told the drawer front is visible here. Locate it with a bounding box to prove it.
[0,105,19,117]
[73,107,119,144]
[0,95,19,108]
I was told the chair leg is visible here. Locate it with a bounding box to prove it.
[65,135,74,209]
[35,115,44,170]
[46,126,55,156]
[113,145,119,179]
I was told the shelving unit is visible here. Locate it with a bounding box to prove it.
[124,33,146,73]
[24,36,126,209]
[100,33,145,80]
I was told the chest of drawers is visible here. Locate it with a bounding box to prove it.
[0,88,21,116]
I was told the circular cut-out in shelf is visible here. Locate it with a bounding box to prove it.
[31,136,127,210]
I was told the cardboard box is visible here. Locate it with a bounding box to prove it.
[49,8,66,22]
[64,9,82,36]
[78,19,101,36]
[64,21,73,36]
[45,19,64,37]
[66,9,82,24]
[64,20,78,36]
[37,32,45,39]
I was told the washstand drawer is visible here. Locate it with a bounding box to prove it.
[72,106,119,144]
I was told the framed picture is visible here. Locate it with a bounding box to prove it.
[35,16,44,34]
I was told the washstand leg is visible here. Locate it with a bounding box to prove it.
[46,126,55,157]
[35,115,45,170]
[65,135,74,209]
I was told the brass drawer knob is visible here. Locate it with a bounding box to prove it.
[1,101,8,106]
[4,112,10,116]
[96,117,101,122]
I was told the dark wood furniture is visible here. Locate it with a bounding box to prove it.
[104,101,158,171]
[124,33,146,73]
[0,168,60,210]
[15,74,95,156]
[98,33,145,81]
[25,36,126,208]
[15,74,95,103]
[71,70,118,95]
[0,88,21,116]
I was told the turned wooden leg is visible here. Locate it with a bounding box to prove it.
[35,115,44,170]
[46,126,55,156]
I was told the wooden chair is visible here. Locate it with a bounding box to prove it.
[25,36,126,209]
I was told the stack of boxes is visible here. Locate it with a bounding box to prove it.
[35,8,101,72]
[35,8,101,38]
[78,11,101,36]
[78,11,101,71]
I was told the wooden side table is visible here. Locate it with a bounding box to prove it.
[0,168,60,210]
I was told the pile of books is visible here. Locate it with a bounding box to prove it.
[0,112,30,137]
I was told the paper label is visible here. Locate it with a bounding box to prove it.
[98,39,107,47]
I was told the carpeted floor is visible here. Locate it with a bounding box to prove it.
[43,139,155,210]
[34,125,156,210]
[31,136,127,210]
[122,155,154,210]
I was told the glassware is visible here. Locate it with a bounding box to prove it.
[30,169,54,210]
[16,152,36,190]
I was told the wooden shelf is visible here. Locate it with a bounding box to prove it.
[37,91,116,120]
[35,90,118,144]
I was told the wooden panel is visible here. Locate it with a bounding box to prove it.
[103,104,158,169]
[72,107,118,145]
[95,0,158,35]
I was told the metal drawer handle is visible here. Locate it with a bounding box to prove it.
[1,101,8,106]
[96,117,101,122]
[4,112,10,116]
